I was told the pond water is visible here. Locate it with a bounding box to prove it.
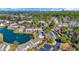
[0,28,32,44]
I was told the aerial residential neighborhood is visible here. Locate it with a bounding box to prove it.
[0,8,79,51]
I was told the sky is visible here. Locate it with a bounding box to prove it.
[0,8,79,12]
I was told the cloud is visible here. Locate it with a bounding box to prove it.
[64,8,79,11]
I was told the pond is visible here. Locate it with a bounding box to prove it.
[0,28,32,44]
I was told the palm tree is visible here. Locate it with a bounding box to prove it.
[47,37,55,44]
[49,20,56,29]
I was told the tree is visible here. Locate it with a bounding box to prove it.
[9,44,17,51]
[43,27,51,33]
[61,34,68,43]
[32,17,39,25]
[27,47,35,51]
[49,20,56,29]
[9,42,19,51]
[47,37,55,44]
[0,33,3,40]
[0,16,5,19]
